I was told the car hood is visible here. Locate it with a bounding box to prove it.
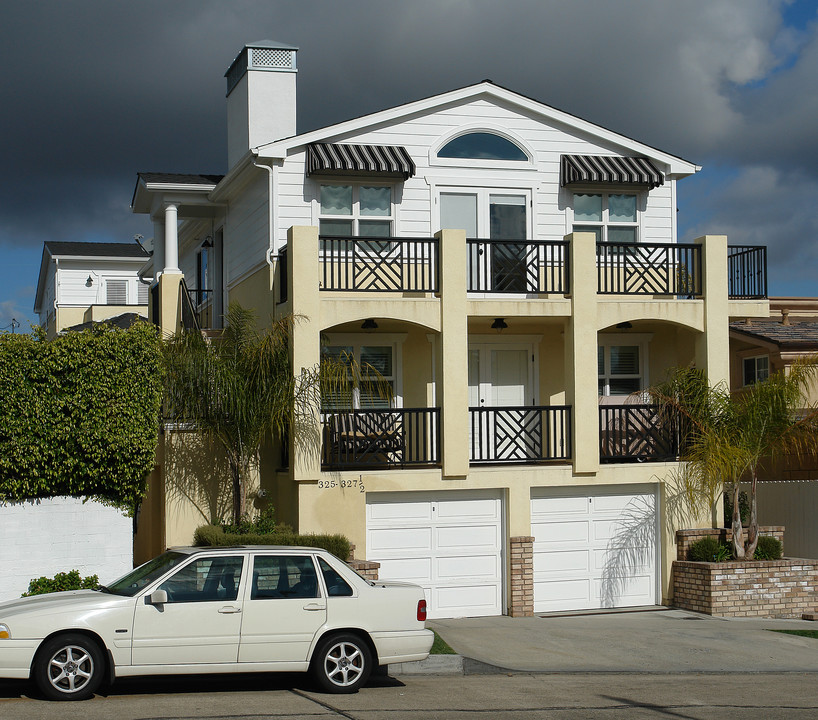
[0,590,130,619]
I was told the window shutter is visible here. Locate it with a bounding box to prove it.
[137,282,149,304]
[106,280,128,305]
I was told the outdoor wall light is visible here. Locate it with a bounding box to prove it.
[85,275,93,287]
[491,317,508,331]
[361,318,378,330]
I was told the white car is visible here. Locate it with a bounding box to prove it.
[0,546,433,700]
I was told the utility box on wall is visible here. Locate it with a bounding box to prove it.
[0,497,133,601]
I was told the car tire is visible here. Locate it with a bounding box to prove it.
[33,633,105,701]
[310,633,372,693]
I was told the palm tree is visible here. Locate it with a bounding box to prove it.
[162,303,387,525]
[651,362,818,559]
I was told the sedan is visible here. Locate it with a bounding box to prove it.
[0,545,433,700]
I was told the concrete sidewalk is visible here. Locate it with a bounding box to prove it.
[425,608,818,674]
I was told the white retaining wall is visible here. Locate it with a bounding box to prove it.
[0,497,133,602]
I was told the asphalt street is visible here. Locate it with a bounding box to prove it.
[1,671,818,719]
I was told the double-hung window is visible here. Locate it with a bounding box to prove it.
[573,193,638,244]
[319,184,393,238]
[321,342,397,411]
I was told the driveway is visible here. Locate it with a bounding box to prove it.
[429,608,818,673]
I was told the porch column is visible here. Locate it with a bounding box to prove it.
[288,226,322,483]
[566,231,600,475]
[694,235,729,388]
[164,203,180,273]
[152,218,165,279]
[437,229,469,478]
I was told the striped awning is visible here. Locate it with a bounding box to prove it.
[307,143,416,179]
[561,155,664,189]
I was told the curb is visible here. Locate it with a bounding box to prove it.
[389,655,506,676]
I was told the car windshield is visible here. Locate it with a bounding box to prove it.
[104,552,187,597]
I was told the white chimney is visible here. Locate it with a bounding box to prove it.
[225,40,298,169]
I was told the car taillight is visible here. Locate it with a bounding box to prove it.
[417,599,427,622]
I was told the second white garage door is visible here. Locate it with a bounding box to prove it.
[531,486,658,613]
[366,490,503,619]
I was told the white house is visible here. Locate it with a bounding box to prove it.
[132,40,769,618]
[34,241,150,338]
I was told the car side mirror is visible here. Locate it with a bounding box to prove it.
[147,589,168,605]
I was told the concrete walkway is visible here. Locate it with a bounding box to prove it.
[427,608,818,674]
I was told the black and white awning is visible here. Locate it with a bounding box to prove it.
[307,143,416,179]
[561,155,664,189]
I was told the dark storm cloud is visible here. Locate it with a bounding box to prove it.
[0,0,816,311]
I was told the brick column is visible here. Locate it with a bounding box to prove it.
[509,536,534,617]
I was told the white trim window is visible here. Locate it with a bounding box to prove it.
[321,336,403,411]
[598,334,651,397]
[573,192,638,244]
[106,279,128,305]
[743,355,769,386]
[318,183,393,238]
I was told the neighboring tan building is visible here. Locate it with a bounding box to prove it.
[34,241,150,338]
[730,297,818,559]
[131,40,770,618]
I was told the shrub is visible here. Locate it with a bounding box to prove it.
[23,570,99,597]
[754,535,783,560]
[723,488,750,525]
[688,536,732,562]
[221,507,284,535]
[194,523,351,561]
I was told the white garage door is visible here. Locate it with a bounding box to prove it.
[366,490,503,619]
[531,486,658,613]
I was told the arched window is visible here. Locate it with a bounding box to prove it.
[438,132,528,161]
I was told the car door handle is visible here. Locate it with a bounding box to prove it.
[303,602,326,611]
[218,606,242,614]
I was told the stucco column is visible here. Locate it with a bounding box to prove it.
[566,231,599,475]
[164,203,180,273]
[437,229,469,478]
[152,218,165,279]
[694,235,729,388]
[288,226,321,483]
[157,271,182,337]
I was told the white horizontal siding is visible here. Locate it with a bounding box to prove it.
[56,263,145,306]
[225,174,269,285]
[274,96,678,246]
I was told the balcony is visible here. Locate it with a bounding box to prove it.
[314,234,766,300]
[466,239,569,294]
[319,236,439,292]
[469,405,572,464]
[599,404,683,463]
[321,408,440,469]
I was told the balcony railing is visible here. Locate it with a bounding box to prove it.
[728,245,767,299]
[320,236,439,293]
[599,404,682,462]
[469,405,572,464]
[466,239,570,294]
[181,281,214,331]
[597,242,702,297]
[321,408,440,469]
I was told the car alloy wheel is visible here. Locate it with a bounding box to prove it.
[34,634,104,701]
[312,633,372,693]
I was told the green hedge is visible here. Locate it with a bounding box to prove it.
[23,570,99,597]
[688,536,732,562]
[194,524,352,561]
[0,323,162,511]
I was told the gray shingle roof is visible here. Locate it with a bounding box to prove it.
[44,241,148,258]
[730,320,818,349]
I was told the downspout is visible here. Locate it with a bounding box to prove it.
[252,155,277,271]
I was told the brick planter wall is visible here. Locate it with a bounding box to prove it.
[348,559,380,582]
[509,536,534,617]
[673,558,818,617]
[676,526,785,561]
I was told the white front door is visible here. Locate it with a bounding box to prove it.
[469,343,537,461]
[531,487,658,613]
[366,490,503,619]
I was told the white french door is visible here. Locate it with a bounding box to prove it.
[439,190,531,293]
[469,343,537,461]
